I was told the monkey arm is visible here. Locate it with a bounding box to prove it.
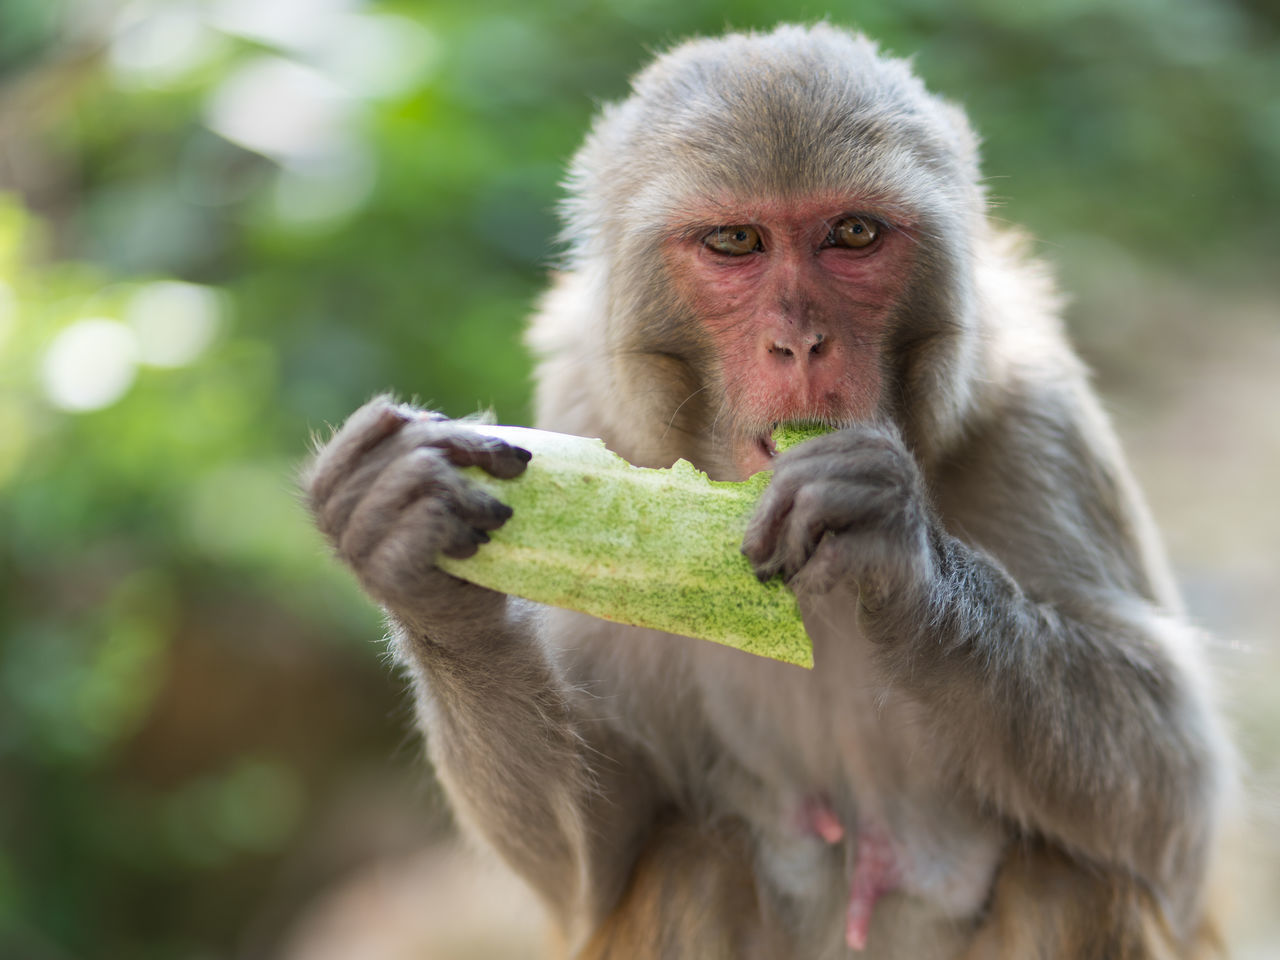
[306,398,662,944]
[901,405,1227,929]
[871,536,1225,927]
[392,605,660,945]
[743,403,1228,931]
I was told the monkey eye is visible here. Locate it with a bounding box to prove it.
[826,216,880,250]
[704,225,763,256]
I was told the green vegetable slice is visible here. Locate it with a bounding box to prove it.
[438,423,827,668]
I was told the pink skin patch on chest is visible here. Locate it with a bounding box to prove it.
[798,795,902,951]
[845,827,901,951]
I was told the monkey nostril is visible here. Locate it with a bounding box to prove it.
[768,337,830,361]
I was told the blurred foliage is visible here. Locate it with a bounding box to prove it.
[0,0,1276,957]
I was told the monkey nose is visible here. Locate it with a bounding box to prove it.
[767,331,828,362]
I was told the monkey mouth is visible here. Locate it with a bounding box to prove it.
[736,428,779,478]
[743,419,825,476]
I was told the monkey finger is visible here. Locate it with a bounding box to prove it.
[748,478,896,582]
[399,496,494,561]
[456,489,515,532]
[396,445,518,531]
[784,445,912,497]
[802,514,934,602]
[333,449,437,562]
[745,505,823,583]
[393,443,517,533]
[315,447,411,547]
[777,429,914,496]
[433,429,532,480]
[306,396,414,510]
[787,536,844,595]
[334,446,501,563]
[775,481,892,579]
[356,499,491,608]
[792,534,884,595]
[749,452,859,534]
[440,525,491,560]
[741,494,794,574]
[743,473,867,567]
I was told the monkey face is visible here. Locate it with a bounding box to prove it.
[562,28,984,480]
[659,195,918,476]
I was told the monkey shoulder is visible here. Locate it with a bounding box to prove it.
[929,363,1170,604]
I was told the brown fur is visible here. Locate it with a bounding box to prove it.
[960,843,1222,960]
[577,831,1224,959]
[574,817,779,960]
[578,833,1224,960]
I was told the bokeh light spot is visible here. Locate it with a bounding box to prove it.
[311,13,440,99]
[109,1,224,89]
[41,318,139,413]
[208,0,355,53]
[205,56,353,163]
[126,281,224,368]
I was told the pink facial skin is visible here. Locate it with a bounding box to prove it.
[663,197,917,476]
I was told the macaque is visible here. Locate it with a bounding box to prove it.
[306,23,1230,959]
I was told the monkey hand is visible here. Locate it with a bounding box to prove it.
[304,397,531,625]
[741,424,935,608]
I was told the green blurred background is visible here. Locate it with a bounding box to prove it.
[0,1,1276,958]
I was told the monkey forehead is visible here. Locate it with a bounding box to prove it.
[565,23,981,235]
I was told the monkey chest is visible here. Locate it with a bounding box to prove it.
[687,587,1006,945]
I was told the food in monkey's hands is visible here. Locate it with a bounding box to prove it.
[437,422,827,667]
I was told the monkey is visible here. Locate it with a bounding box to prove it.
[306,23,1231,960]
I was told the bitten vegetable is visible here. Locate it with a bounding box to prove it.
[437,424,827,668]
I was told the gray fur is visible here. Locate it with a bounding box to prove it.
[307,24,1229,959]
